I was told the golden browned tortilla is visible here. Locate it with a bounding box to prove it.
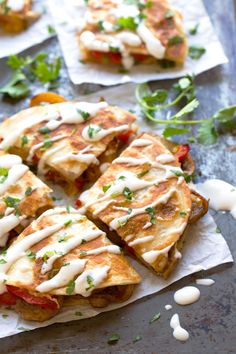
[0,101,136,195]
[0,0,40,33]
[81,133,208,278]
[77,0,187,67]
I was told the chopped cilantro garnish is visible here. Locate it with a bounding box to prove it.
[103,184,111,193]
[180,211,187,217]
[80,250,87,257]
[97,20,105,31]
[189,23,199,35]
[163,127,190,138]
[41,136,53,151]
[25,186,33,196]
[0,167,8,184]
[75,311,83,316]
[66,205,71,213]
[116,16,138,31]
[215,227,221,233]
[123,187,134,201]
[137,170,149,178]
[4,196,21,215]
[62,262,70,267]
[188,45,206,60]
[145,207,156,225]
[127,208,133,214]
[133,335,142,343]
[0,259,7,264]
[64,219,72,227]
[77,109,90,121]
[66,280,75,295]
[47,24,56,34]
[168,36,184,46]
[149,312,161,324]
[58,233,68,243]
[109,45,120,53]
[43,251,55,262]
[86,275,95,291]
[38,126,51,134]
[26,250,36,259]
[170,170,191,183]
[21,135,29,147]
[118,175,126,180]
[107,333,120,344]
[88,125,101,139]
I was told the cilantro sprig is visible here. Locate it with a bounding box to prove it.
[136,75,236,145]
[0,52,61,100]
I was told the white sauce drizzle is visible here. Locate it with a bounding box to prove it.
[128,235,154,247]
[36,259,87,293]
[52,145,99,165]
[170,314,189,342]
[165,304,172,311]
[197,179,236,219]
[174,286,200,305]
[7,0,24,12]
[0,154,22,168]
[142,243,174,264]
[0,164,28,195]
[36,229,105,274]
[188,264,206,272]
[82,124,129,142]
[84,245,121,256]
[156,154,175,164]
[74,266,110,297]
[112,156,151,166]
[137,22,165,59]
[27,135,67,163]
[0,214,21,244]
[130,138,153,147]
[142,221,152,229]
[0,102,108,150]
[196,278,215,286]
[109,187,176,230]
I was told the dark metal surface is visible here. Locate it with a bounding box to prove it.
[0,0,235,353]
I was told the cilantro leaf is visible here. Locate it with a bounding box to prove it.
[66,280,75,295]
[168,36,184,46]
[116,16,138,31]
[86,275,95,291]
[33,57,61,84]
[172,99,199,120]
[25,186,33,196]
[107,333,120,344]
[163,127,190,138]
[26,250,36,259]
[145,207,156,225]
[103,184,111,193]
[0,168,8,184]
[197,119,217,145]
[188,45,206,60]
[189,23,199,35]
[21,135,29,147]
[123,187,134,201]
[149,313,161,324]
[0,71,30,99]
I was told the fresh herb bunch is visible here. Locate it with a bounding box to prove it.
[0,52,61,99]
[136,76,236,145]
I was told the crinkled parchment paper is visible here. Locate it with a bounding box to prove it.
[0,0,55,59]
[0,83,233,338]
[48,0,228,85]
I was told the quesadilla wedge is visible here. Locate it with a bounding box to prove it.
[0,0,40,33]
[77,0,187,70]
[0,98,136,195]
[79,133,208,278]
[0,207,141,321]
[0,150,52,248]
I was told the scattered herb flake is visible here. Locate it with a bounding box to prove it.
[133,335,142,343]
[188,45,206,60]
[86,275,95,291]
[64,219,72,227]
[66,280,75,295]
[103,184,111,193]
[26,250,36,259]
[75,311,83,316]
[21,135,29,147]
[149,312,161,324]
[0,167,8,184]
[189,23,199,35]
[180,211,187,217]
[145,207,156,225]
[25,186,33,196]
[0,259,7,264]
[38,126,51,134]
[168,36,183,46]
[123,186,134,201]
[77,109,90,121]
[107,333,120,344]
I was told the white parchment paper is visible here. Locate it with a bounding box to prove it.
[48,0,228,85]
[0,0,54,59]
[0,83,233,338]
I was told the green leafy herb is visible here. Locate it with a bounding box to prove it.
[103,184,111,193]
[109,45,120,53]
[137,170,149,178]
[88,125,101,139]
[168,36,183,46]
[58,233,68,243]
[215,227,221,233]
[0,168,8,184]
[197,119,217,145]
[80,250,87,257]
[75,311,83,316]
[43,251,55,262]
[21,135,29,147]
[123,187,134,201]
[25,186,33,196]
[47,24,56,34]
[62,262,70,267]
[33,57,61,84]
[66,205,71,213]
[4,196,21,209]
[38,126,51,134]
[188,45,206,60]
[107,333,120,344]
[66,280,75,295]
[189,23,199,35]
[149,312,161,324]
[17,327,30,332]
[116,16,138,31]
[77,109,90,121]
[86,275,95,291]
[64,219,72,227]
[118,175,126,180]
[127,208,133,214]
[0,71,30,99]
[26,250,36,259]
[170,170,191,183]
[180,211,187,217]
[40,135,53,151]
[133,335,142,343]
[97,20,105,31]
[0,259,7,264]
[163,127,190,138]
[2,314,8,319]
[145,207,156,225]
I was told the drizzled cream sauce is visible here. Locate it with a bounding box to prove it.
[0,101,108,150]
[52,145,99,165]
[142,243,174,264]
[130,138,153,147]
[197,179,236,219]
[128,235,154,247]
[0,164,28,195]
[27,135,67,163]
[74,266,110,297]
[82,124,128,142]
[36,259,87,293]
[170,314,189,342]
[109,187,176,230]
[174,286,200,305]
[196,278,215,286]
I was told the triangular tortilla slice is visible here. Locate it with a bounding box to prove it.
[0,150,52,247]
[2,207,141,321]
[0,101,136,194]
[77,0,187,69]
[80,133,208,278]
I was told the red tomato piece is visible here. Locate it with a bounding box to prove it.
[75,199,82,208]
[117,130,133,144]
[174,144,190,162]
[0,291,17,305]
[7,285,59,310]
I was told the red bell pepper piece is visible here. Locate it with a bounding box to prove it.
[174,144,190,162]
[0,291,17,305]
